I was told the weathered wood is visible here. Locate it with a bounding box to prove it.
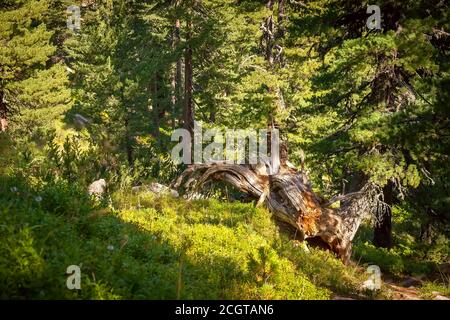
[174,162,378,263]
[0,90,8,132]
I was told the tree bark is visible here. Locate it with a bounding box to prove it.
[121,88,133,166]
[124,115,133,166]
[373,182,394,248]
[174,162,378,263]
[209,109,216,123]
[263,15,275,66]
[0,90,8,132]
[277,0,286,38]
[151,73,166,139]
[183,19,194,135]
[152,78,160,139]
[171,17,182,129]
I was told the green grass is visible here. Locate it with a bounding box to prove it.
[0,175,373,299]
[419,281,450,299]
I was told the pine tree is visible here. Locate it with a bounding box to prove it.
[287,0,450,247]
[0,0,71,132]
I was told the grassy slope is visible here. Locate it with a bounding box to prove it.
[0,177,376,299]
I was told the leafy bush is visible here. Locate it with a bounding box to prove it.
[352,206,448,277]
[279,244,368,296]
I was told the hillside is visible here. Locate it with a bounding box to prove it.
[2,175,379,299]
[2,175,449,300]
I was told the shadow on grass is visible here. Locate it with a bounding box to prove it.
[0,176,329,300]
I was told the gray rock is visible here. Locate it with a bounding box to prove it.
[148,182,179,197]
[131,186,142,194]
[133,182,179,197]
[88,179,107,198]
[332,295,355,300]
[148,182,167,194]
[400,277,423,288]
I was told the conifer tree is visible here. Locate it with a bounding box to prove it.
[0,0,71,132]
[288,0,449,247]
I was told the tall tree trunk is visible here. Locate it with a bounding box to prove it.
[373,181,394,248]
[263,15,275,66]
[176,58,183,120]
[124,115,133,166]
[420,207,435,245]
[184,18,194,135]
[262,2,286,172]
[277,0,286,38]
[209,109,216,123]
[0,90,7,132]
[266,0,274,9]
[152,78,160,139]
[121,88,133,167]
[171,18,182,129]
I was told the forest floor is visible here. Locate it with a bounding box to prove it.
[384,279,449,300]
[333,284,422,300]
[333,276,450,300]
[384,282,422,300]
[1,177,449,300]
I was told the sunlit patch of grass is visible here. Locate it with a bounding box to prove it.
[419,281,450,300]
[0,174,381,299]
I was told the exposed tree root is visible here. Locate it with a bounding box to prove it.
[174,162,380,263]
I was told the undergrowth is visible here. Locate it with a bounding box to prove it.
[0,175,375,299]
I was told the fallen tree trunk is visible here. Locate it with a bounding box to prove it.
[174,161,380,263]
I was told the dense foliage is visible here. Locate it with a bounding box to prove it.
[0,0,448,299]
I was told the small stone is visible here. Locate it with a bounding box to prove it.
[149,182,166,193]
[400,277,422,288]
[431,291,440,294]
[131,186,141,193]
[88,179,107,199]
[333,295,354,300]
[147,182,179,197]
